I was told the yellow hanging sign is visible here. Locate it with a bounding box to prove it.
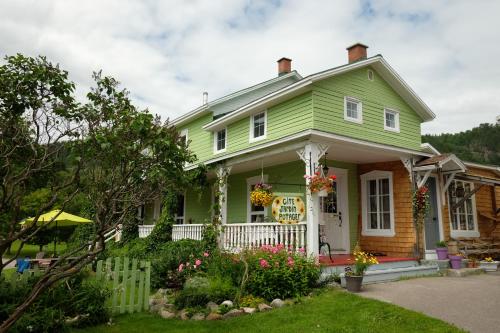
[271,196,305,224]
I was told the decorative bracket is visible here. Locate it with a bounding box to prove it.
[416,170,432,189]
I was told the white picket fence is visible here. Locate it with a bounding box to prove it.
[221,222,307,251]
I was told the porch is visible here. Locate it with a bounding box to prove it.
[139,131,434,259]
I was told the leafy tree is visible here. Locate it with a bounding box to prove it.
[0,58,195,331]
[422,123,500,165]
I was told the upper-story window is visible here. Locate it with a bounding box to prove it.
[214,128,227,153]
[384,108,400,132]
[250,111,267,142]
[344,97,362,123]
[179,129,188,146]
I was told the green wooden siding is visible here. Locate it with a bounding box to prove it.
[312,66,422,150]
[184,186,212,224]
[179,113,213,164]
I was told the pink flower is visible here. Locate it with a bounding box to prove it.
[259,259,270,268]
[195,259,202,266]
[178,264,184,272]
[298,247,305,253]
[287,256,295,267]
[203,252,209,257]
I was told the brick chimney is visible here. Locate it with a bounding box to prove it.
[346,43,368,63]
[277,57,292,76]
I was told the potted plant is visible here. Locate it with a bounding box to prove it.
[449,253,463,269]
[304,172,336,197]
[344,250,378,292]
[479,257,499,272]
[250,182,274,207]
[435,240,448,260]
[467,257,478,268]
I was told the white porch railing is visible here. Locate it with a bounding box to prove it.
[221,222,307,252]
[138,225,154,238]
[172,224,205,241]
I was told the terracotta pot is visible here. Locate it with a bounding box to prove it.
[345,275,363,292]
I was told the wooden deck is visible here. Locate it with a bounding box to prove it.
[319,254,417,267]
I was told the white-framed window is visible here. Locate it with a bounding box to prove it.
[179,129,188,146]
[214,128,227,153]
[247,175,268,223]
[448,180,479,238]
[384,108,400,132]
[249,111,267,142]
[361,170,395,237]
[344,97,363,123]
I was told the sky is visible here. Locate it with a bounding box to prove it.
[1,0,499,134]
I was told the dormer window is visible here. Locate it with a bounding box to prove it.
[214,128,227,153]
[384,109,400,132]
[344,97,362,123]
[250,111,267,142]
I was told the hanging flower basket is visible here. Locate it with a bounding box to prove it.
[304,172,336,194]
[250,183,274,207]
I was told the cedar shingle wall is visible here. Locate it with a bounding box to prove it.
[358,161,416,257]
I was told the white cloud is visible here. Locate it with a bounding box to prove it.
[0,0,498,133]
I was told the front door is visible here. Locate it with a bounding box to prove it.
[424,177,440,250]
[320,168,349,254]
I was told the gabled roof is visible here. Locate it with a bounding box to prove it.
[172,70,302,127]
[203,55,436,132]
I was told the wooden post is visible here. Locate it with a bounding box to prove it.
[120,257,129,314]
[297,143,328,258]
[143,261,151,310]
[137,261,145,312]
[111,257,120,313]
[216,165,231,248]
[128,259,137,313]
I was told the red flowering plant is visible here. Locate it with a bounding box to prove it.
[304,171,337,193]
[243,244,320,300]
[413,185,430,228]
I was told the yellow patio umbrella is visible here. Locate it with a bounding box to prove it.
[20,209,92,254]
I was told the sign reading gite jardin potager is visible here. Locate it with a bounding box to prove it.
[272,196,305,224]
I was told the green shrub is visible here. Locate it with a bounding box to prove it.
[105,238,148,259]
[150,239,205,288]
[0,270,110,332]
[238,294,266,308]
[174,276,237,309]
[244,245,320,300]
[146,215,173,252]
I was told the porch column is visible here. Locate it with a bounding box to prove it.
[215,165,232,226]
[297,143,329,257]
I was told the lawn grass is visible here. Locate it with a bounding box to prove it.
[3,240,67,259]
[73,288,464,333]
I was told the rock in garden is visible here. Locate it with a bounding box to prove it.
[177,309,190,320]
[157,288,168,295]
[258,303,272,312]
[149,297,166,306]
[206,301,219,312]
[220,300,234,307]
[191,313,205,321]
[163,303,175,311]
[206,313,223,321]
[223,309,245,319]
[149,304,163,314]
[242,307,256,314]
[270,299,285,308]
[160,310,176,319]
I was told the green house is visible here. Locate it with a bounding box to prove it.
[138,44,500,262]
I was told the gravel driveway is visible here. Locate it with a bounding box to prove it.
[358,272,500,333]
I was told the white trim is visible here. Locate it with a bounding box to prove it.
[249,111,267,142]
[420,143,440,155]
[172,71,302,127]
[367,69,374,81]
[246,175,269,223]
[447,179,480,238]
[184,128,434,170]
[344,96,363,124]
[360,170,395,237]
[464,161,500,174]
[202,55,435,132]
[384,108,400,132]
[213,127,227,154]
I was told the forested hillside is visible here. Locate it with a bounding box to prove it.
[422,123,500,165]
